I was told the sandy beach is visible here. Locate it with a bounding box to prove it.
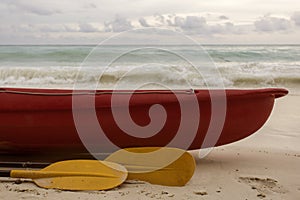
[0,89,299,200]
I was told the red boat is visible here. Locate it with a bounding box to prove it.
[0,88,287,160]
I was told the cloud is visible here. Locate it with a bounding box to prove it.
[12,23,97,33]
[79,23,100,32]
[156,14,241,35]
[105,15,133,32]
[39,24,68,33]
[139,17,150,27]
[219,15,229,20]
[180,16,207,30]
[254,15,292,32]
[64,24,80,32]
[209,24,229,34]
[13,15,241,36]
[83,3,97,9]
[291,11,300,26]
[166,15,209,34]
[0,0,299,45]
[154,14,165,24]
[173,16,185,27]
[4,0,61,16]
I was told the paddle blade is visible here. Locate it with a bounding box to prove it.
[105,147,196,186]
[12,160,128,191]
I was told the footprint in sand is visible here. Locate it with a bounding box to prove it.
[238,176,288,198]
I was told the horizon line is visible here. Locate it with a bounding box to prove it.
[1,43,300,46]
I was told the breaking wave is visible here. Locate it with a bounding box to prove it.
[0,45,299,90]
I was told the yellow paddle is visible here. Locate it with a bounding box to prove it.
[105,147,196,186]
[0,147,196,187]
[0,160,127,191]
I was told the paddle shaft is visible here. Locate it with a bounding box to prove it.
[0,169,119,179]
[0,161,50,169]
[0,161,173,171]
[0,170,10,177]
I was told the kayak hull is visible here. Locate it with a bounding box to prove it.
[0,88,288,159]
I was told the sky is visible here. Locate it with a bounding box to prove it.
[0,0,300,44]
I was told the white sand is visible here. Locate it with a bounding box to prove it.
[1,91,299,199]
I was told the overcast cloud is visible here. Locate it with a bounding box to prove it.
[291,11,300,26]
[254,15,292,32]
[105,15,133,32]
[0,0,299,44]
[3,0,61,15]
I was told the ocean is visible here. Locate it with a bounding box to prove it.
[0,45,299,91]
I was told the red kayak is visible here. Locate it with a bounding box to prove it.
[0,88,288,158]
